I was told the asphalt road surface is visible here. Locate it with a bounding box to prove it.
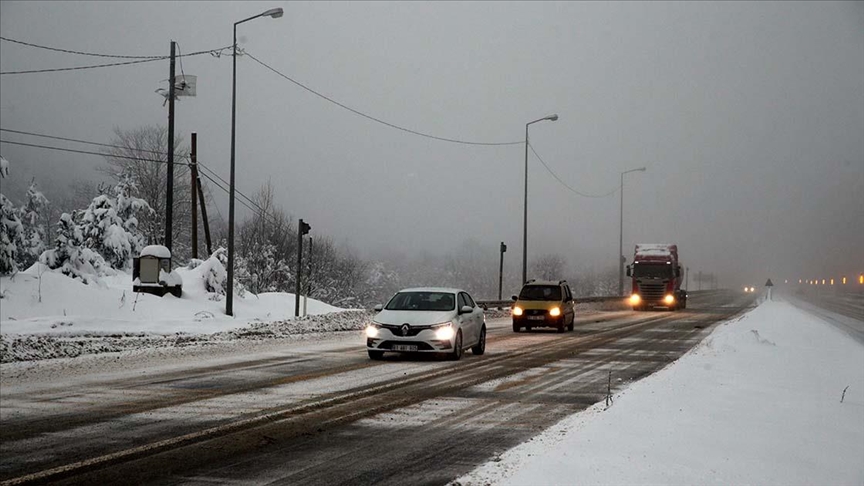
[1,290,758,485]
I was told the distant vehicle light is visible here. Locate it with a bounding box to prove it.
[830,279,834,285]
[842,277,847,285]
[629,294,641,305]
[744,286,749,292]
[512,306,523,316]
[549,307,561,317]
[664,294,675,305]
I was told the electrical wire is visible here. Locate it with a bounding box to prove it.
[244,51,523,147]
[0,139,176,165]
[528,142,618,198]
[0,35,164,59]
[0,127,186,158]
[0,45,232,75]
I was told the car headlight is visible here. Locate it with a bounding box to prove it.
[629,294,641,305]
[512,306,523,316]
[432,322,455,340]
[664,294,675,305]
[549,307,561,317]
[365,323,381,338]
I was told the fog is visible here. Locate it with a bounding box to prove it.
[1,1,862,289]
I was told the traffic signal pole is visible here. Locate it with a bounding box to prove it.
[295,219,310,317]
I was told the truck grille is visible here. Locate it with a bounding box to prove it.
[638,281,667,301]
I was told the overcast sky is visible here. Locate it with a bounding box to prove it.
[1,1,862,288]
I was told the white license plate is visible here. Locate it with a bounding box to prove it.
[527,316,545,321]
[392,344,418,352]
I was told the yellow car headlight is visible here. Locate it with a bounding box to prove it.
[664,294,675,305]
[549,307,561,317]
[512,306,523,316]
[629,294,641,305]
[365,324,380,338]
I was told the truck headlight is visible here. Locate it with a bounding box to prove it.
[433,322,454,340]
[549,307,561,317]
[629,294,641,305]
[512,306,523,316]
[664,294,675,305]
[365,324,380,338]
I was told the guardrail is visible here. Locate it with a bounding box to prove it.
[476,295,624,310]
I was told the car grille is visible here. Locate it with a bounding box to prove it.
[638,281,667,301]
[380,324,429,337]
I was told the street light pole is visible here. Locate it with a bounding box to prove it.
[522,114,558,286]
[226,7,284,316]
[618,167,646,296]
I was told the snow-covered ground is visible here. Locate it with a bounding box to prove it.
[0,263,372,363]
[456,298,864,486]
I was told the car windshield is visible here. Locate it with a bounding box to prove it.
[385,292,456,311]
[633,263,673,278]
[518,285,561,301]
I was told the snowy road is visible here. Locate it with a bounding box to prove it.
[0,290,756,485]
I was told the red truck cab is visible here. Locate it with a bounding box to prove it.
[626,244,687,310]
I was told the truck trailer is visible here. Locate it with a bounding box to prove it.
[626,243,687,310]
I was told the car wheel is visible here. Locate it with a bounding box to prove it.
[448,330,463,361]
[557,323,565,333]
[471,326,486,355]
[512,321,521,333]
[567,316,574,332]
[368,350,384,360]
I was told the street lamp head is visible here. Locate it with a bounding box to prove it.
[547,114,559,122]
[638,167,647,172]
[262,8,284,18]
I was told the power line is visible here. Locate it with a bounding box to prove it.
[0,35,164,59]
[0,45,232,75]
[0,127,186,158]
[244,51,523,147]
[528,143,618,198]
[0,139,176,165]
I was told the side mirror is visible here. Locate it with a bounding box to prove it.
[373,304,383,312]
[677,266,682,277]
[459,305,473,315]
[511,295,518,301]
[626,265,632,277]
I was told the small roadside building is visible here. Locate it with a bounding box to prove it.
[133,245,183,297]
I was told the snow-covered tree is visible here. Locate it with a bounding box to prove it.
[16,180,50,269]
[39,211,108,283]
[79,176,151,270]
[0,193,24,275]
[0,155,25,275]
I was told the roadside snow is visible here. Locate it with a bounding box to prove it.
[456,299,864,486]
[0,263,369,363]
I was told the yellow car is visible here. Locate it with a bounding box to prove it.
[511,279,576,333]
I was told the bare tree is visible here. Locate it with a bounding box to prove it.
[531,253,567,281]
[100,126,191,259]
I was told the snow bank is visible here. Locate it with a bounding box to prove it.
[457,299,864,486]
[0,263,345,338]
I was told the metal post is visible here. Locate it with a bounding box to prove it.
[522,123,529,286]
[165,40,176,251]
[686,266,689,291]
[190,132,198,259]
[227,26,237,316]
[618,171,624,296]
[295,221,304,317]
[498,242,506,301]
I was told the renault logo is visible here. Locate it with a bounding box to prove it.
[400,324,410,336]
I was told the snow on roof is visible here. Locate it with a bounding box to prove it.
[140,245,171,259]
[635,243,675,256]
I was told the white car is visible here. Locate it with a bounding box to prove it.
[365,287,486,360]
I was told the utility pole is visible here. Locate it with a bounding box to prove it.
[685,266,689,291]
[295,219,311,317]
[698,271,702,291]
[190,133,198,259]
[165,40,176,251]
[499,242,507,300]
